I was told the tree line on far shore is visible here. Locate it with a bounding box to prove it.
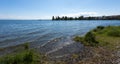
[52,15,120,20]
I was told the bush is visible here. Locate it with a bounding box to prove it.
[0,50,35,64]
[74,32,99,46]
[23,42,29,50]
[93,26,105,32]
[97,26,105,30]
[73,36,84,42]
[84,32,98,46]
[23,50,34,64]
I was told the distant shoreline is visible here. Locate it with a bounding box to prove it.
[52,15,120,20]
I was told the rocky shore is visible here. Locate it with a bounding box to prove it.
[0,26,120,64]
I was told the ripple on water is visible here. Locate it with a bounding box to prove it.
[0,20,120,49]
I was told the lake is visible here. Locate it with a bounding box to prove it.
[0,20,120,49]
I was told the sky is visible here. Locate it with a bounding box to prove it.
[0,0,120,19]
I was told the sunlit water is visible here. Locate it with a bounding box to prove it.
[0,20,120,49]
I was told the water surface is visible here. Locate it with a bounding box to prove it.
[0,20,120,48]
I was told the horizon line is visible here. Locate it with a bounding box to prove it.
[0,14,120,20]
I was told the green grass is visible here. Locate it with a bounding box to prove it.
[0,43,47,64]
[74,26,120,50]
[74,32,99,46]
[73,36,84,42]
[94,26,120,37]
[73,26,120,64]
[95,34,120,50]
[93,26,120,50]
[0,50,34,64]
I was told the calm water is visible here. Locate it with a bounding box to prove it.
[0,20,120,48]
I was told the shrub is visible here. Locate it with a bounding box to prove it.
[73,36,83,42]
[93,26,105,32]
[84,32,98,46]
[23,42,29,50]
[74,32,98,46]
[0,50,35,64]
[23,50,34,64]
[97,26,105,30]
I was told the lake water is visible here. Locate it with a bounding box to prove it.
[0,20,120,49]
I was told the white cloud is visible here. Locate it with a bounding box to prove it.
[59,12,100,17]
[0,15,52,20]
[0,12,101,19]
[0,15,51,20]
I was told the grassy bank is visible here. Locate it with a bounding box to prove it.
[93,26,120,50]
[74,26,120,50]
[73,26,120,64]
[0,43,48,64]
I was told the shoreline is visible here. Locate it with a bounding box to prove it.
[0,26,120,64]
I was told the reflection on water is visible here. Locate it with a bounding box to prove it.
[0,20,120,49]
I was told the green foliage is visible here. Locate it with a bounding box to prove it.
[107,28,120,37]
[93,26,105,32]
[84,32,98,46]
[74,26,120,47]
[0,50,35,64]
[52,15,120,20]
[74,32,99,46]
[93,26,120,50]
[0,43,43,64]
[23,42,29,50]
[23,51,34,64]
[97,26,104,29]
[73,36,84,42]
[95,26,120,37]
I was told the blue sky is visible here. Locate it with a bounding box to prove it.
[0,0,120,19]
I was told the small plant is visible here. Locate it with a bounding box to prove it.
[73,36,83,42]
[93,26,105,32]
[0,50,35,64]
[97,26,105,30]
[23,50,34,64]
[84,32,98,46]
[23,42,29,50]
[74,32,98,46]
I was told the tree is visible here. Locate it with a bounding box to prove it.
[64,16,67,20]
[78,16,84,20]
[52,16,54,20]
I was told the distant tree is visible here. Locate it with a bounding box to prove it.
[55,16,60,20]
[64,16,67,20]
[58,16,60,20]
[62,16,65,20]
[78,16,84,20]
[75,17,78,20]
[69,17,73,20]
[52,15,120,20]
[52,16,54,20]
